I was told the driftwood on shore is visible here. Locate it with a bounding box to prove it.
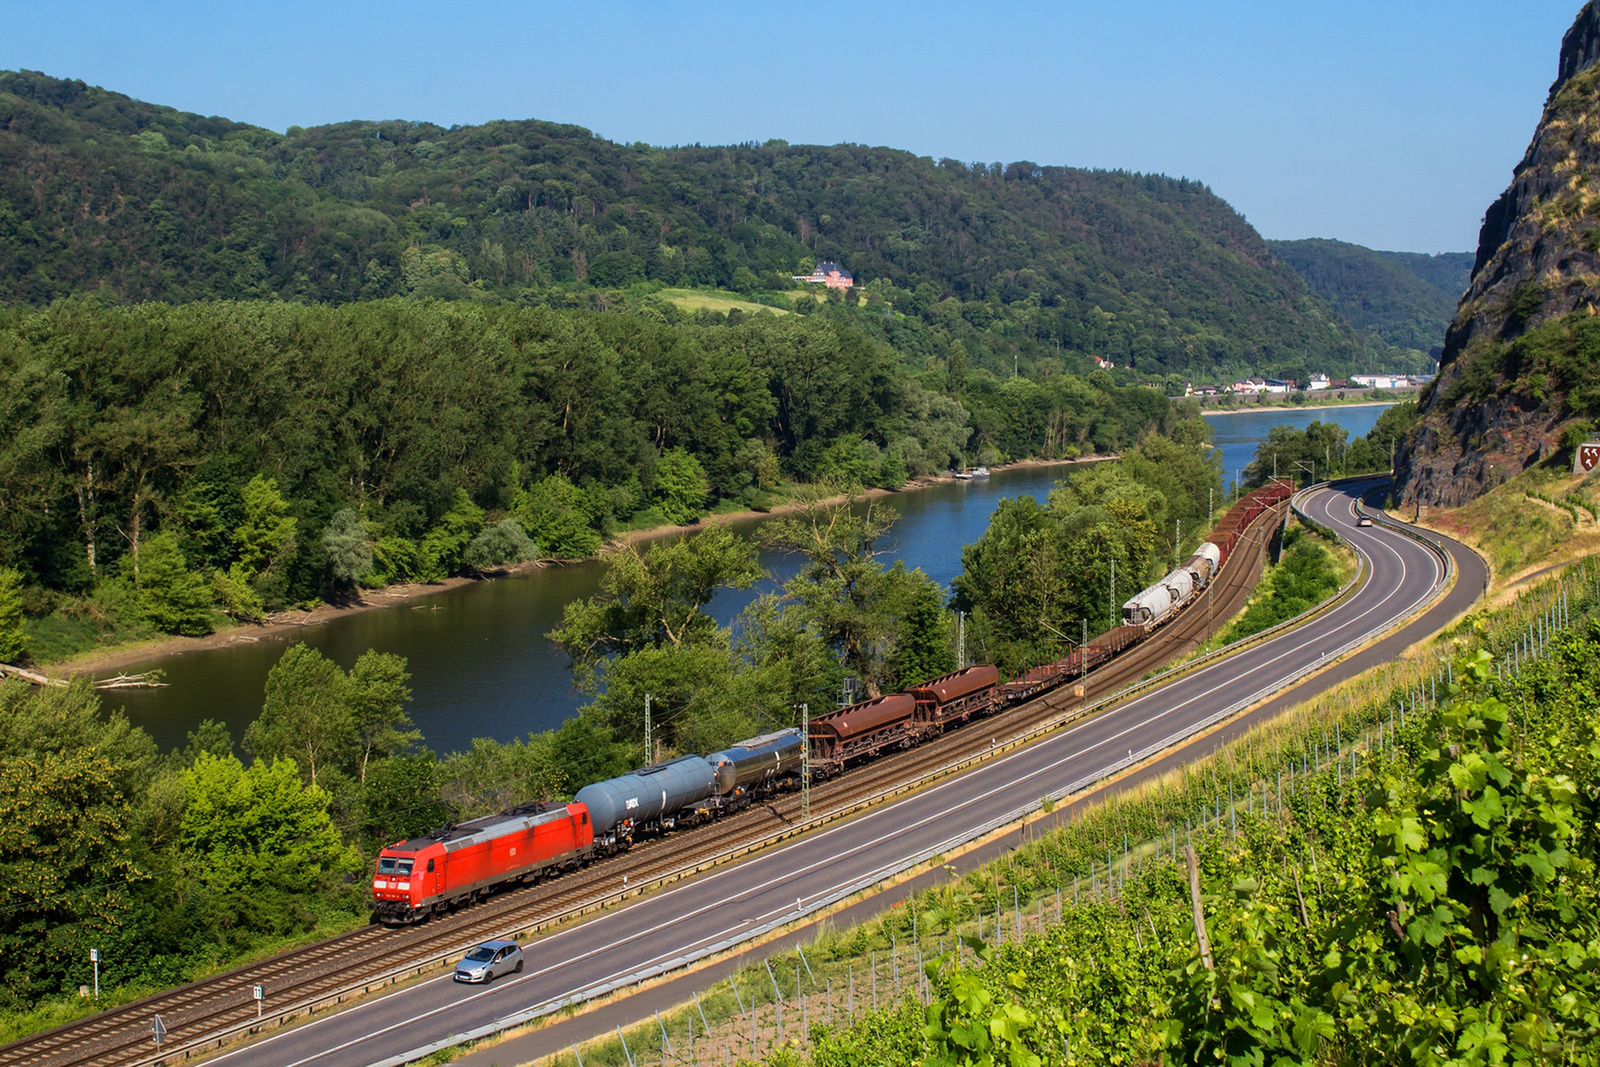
[0,663,168,689]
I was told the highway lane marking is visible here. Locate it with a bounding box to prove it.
[214,487,1444,1065]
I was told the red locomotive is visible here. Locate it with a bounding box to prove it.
[371,802,593,924]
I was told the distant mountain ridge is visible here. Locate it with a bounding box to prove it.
[1267,238,1471,352]
[1399,0,1600,506]
[0,69,1383,379]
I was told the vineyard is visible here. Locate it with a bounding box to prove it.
[523,560,1600,1067]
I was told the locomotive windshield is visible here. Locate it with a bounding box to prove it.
[377,858,414,876]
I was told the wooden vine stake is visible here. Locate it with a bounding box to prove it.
[1185,844,1214,971]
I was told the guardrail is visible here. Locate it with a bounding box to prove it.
[139,489,1417,1067]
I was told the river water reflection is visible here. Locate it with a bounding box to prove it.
[110,403,1390,754]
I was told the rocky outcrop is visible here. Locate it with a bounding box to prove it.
[1398,2,1600,505]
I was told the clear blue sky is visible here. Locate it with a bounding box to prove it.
[1,1,1586,253]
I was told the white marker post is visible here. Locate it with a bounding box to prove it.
[253,985,264,1018]
[89,948,99,1000]
[150,1014,168,1050]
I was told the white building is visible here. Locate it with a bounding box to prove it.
[1307,373,1331,391]
[1351,374,1409,390]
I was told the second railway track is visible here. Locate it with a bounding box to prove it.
[1,504,1285,1067]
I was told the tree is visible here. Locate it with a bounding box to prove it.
[512,474,602,559]
[132,532,214,636]
[345,650,417,782]
[889,568,954,689]
[0,749,139,1004]
[947,339,968,395]
[653,447,709,526]
[245,644,351,787]
[234,475,296,576]
[177,753,347,936]
[417,488,485,582]
[463,518,538,572]
[0,567,26,663]
[551,522,763,688]
[761,501,916,695]
[321,508,373,587]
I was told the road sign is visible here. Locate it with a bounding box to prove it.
[1575,442,1600,474]
[150,1014,168,1048]
[253,984,263,1017]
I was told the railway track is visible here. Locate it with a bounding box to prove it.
[1,504,1283,1067]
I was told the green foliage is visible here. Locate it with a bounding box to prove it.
[176,753,349,938]
[0,748,139,1007]
[1269,238,1470,354]
[1223,526,1342,642]
[0,70,1385,380]
[462,518,538,572]
[417,489,485,583]
[245,644,417,787]
[321,508,373,587]
[130,533,214,636]
[234,475,296,577]
[513,474,604,558]
[551,522,764,688]
[761,502,946,696]
[653,447,709,525]
[211,563,263,622]
[0,568,26,663]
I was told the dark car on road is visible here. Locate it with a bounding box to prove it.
[454,940,524,983]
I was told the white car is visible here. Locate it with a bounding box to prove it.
[1356,516,1374,527]
[454,940,524,983]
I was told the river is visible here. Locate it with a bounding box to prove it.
[108,403,1391,755]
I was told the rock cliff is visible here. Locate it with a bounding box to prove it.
[1399,2,1600,505]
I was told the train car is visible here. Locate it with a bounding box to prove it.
[575,756,718,850]
[909,665,1001,726]
[1185,542,1222,585]
[706,729,805,802]
[808,692,921,775]
[371,802,592,924]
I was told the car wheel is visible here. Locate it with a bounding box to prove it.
[514,959,523,973]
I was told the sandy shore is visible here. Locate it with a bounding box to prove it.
[44,455,1111,679]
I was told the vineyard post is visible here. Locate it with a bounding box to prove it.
[1185,845,1214,970]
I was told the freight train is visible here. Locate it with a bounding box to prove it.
[371,481,1295,923]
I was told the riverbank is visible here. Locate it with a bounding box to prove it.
[41,455,1112,680]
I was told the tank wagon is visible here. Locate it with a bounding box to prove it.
[706,729,806,809]
[373,479,1295,923]
[575,756,718,853]
[371,802,592,923]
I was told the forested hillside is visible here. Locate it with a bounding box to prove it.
[0,70,1379,379]
[0,299,1179,661]
[1268,237,1471,354]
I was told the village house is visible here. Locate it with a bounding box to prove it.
[1307,373,1331,390]
[792,261,855,289]
[1351,373,1410,390]
[1093,355,1116,371]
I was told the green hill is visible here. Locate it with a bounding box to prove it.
[1268,237,1470,353]
[0,69,1380,380]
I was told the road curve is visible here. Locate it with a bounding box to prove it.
[206,482,1452,1067]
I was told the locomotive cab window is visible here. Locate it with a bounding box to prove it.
[377,858,413,876]
[427,858,435,872]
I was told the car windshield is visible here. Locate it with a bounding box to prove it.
[376,858,413,876]
[464,948,495,963]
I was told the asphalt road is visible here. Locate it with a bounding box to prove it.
[207,482,1453,1067]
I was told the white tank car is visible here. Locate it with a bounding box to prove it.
[1122,584,1173,628]
[1121,564,1198,630]
[1185,542,1222,585]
